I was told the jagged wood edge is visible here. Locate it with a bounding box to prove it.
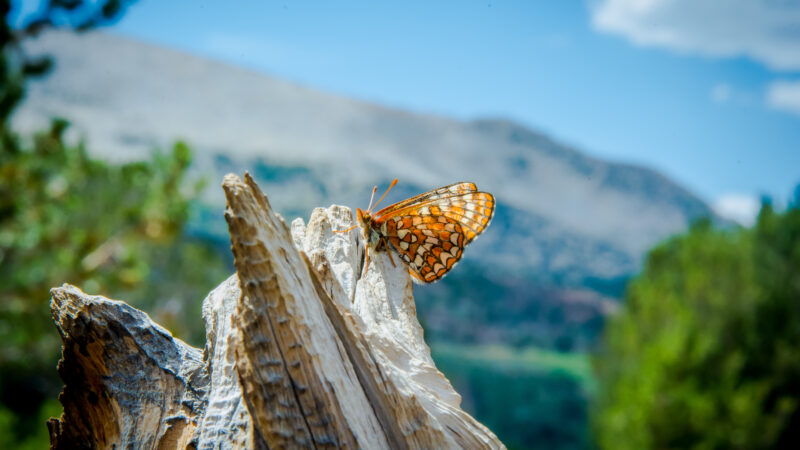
[223,172,380,448]
[300,251,408,449]
[46,285,208,448]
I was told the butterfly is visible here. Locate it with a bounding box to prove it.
[337,179,495,283]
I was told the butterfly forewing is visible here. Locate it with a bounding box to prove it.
[372,187,495,283]
[403,192,495,245]
[374,182,478,217]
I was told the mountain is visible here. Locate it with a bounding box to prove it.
[14,30,716,349]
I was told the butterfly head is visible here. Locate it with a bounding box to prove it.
[356,207,373,229]
[356,179,397,229]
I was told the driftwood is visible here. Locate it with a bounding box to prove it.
[47,173,504,449]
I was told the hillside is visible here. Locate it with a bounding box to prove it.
[14,30,716,349]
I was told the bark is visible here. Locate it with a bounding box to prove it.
[48,173,504,449]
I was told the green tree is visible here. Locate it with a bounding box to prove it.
[592,196,800,449]
[0,1,231,446]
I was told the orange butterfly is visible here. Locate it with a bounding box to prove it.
[338,179,495,283]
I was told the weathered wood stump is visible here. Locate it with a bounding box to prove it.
[47,173,504,449]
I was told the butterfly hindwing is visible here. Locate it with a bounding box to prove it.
[381,213,467,283]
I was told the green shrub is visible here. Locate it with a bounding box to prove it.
[0,120,230,445]
[593,197,800,449]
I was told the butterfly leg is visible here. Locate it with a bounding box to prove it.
[362,247,371,278]
[384,240,397,267]
[375,237,397,267]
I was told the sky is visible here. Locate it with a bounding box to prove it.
[18,0,800,224]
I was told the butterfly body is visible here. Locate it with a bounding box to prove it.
[349,180,495,284]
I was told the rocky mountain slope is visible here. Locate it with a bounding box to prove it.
[14,30,716,349]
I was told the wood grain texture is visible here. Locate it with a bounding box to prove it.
[48,285,208,449]
[47,172,504,449]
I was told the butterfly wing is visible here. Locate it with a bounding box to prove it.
[374,190,495,283]
[419,192,495,245]
[374,182,478,217]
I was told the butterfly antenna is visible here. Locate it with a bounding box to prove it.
[333,224,358,233]
[370,178,398,212]
[366,185,378,211]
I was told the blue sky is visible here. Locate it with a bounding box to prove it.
[20,1,800,223]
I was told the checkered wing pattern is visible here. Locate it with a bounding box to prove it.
[373,187,495,283]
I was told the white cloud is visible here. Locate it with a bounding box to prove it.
[713,194,761,226]
[767,80,800,117]
[591,0,800,71]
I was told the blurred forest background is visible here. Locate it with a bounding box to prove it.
[1,1,799,449]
